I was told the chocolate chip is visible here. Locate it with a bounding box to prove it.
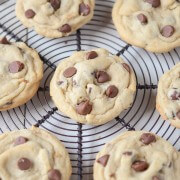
[59,24,71,33]
[176,111,180,119]
[95,71,110,83]
[48,169,61,180]
[146,0,161,8]
[137,14,148,24]
[14,136,28,146]
[76,101,92,115]
[110,174,115,177]
[9,61,24,73]
[18,158,32,170]
[63,67,77,78]
[140,133,156,145]
[123,152,132,156]
[152,176,160,180]
[97,155,110,167]
[106,85,119,98]
[50,0,61,11]
[86,51,98,60]
[161,25,175,37]
[79,3,90,16]
[122,63,130,73]
[25,9,36,18]
[131,161,149,172]
[170,91,180,100]
[0,37,10,44]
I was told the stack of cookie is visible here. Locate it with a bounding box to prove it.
[0,0,179,179]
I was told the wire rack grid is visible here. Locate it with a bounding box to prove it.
[0,0,180,180]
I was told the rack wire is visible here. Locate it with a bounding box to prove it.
[0,0,179,180]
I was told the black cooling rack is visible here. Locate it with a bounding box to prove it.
[0,0,180,180]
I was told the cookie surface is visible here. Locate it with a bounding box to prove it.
[0,37,43,111]
[0,126,72,180]
[94,131,180,180]
[50,48,136,125]
[156,63,180,128]
[16,0,95,38]
[112,0,180,53]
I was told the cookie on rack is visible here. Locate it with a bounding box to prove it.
[0,37,43,111]
[94,131,180,180]
[16,0,95,38]
[50,48,136,125]
[112,0,180,53]
[156,63,180,128]
[0,126,72,179]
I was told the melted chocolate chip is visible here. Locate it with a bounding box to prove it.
[86,51,98,60]
[140,133,156,145]
[176,111,180,119]
[110,174,115,177]
[63,67,77,78]
[123,152,132,156]
[59,24,71,33]
[14,136,28,146]
[48,169,61,180]
[18,158,32,170]
[170,91,180,100]
[146,0,161,8]
[106,85,119,98]
[161,25,175,37]
[0,37,10,44]
[76,101,92,115]
[25,9,36,18]
[95,71,110,83]
[9,61,24,73]
[97,155,110,167]
[50,0,61,11]
[137,14,148,24]
[79,3,90,16]
[122,63,130,73]
[152,176,160,180]
[131,161,149,172]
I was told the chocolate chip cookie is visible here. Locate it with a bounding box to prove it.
[94,131,180,180]
[16,0,95,38]
[112,0,180,53]
[0,37,43,111]
[50,48,136,125]
[156,63,180,128]
[0,126,72,179]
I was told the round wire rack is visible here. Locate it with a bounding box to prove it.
[0,0,179,180]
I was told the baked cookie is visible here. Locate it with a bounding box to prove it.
[50,48,136,125]
[0,126,72,180]
[112,0,180,53]
[0,37,43,111]
[16,0,95,38]
[94,131,180,180]
[156,63,180,128]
